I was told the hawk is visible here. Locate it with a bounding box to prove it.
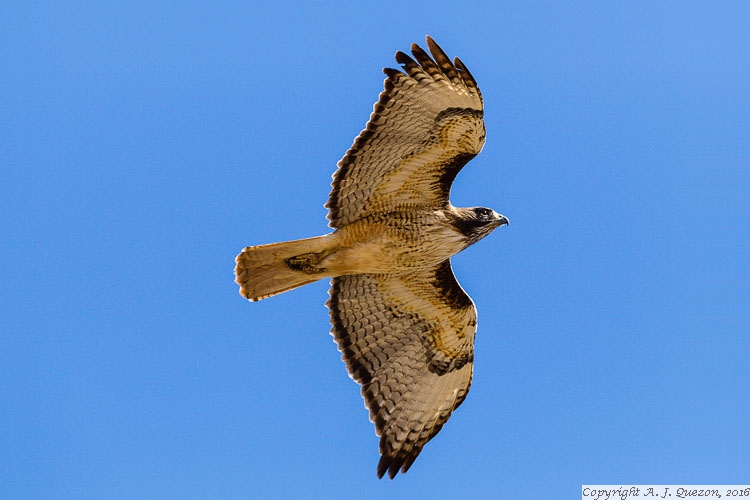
[235,36,508,478]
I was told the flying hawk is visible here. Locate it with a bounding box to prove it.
[235,36,508,479]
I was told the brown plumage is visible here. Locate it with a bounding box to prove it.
[235,36,508,478]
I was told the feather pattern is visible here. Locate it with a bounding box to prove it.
[326,36,485,228]
[328,260,476,479]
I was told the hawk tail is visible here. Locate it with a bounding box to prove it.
[235,234,333,302]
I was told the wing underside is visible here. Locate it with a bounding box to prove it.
[328,260,477,478]
[326,36,485,228]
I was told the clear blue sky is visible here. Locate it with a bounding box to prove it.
[2,2,748,499]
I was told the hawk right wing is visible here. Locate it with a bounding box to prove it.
[326,36,485,228]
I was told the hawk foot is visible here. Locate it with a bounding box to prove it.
[285,252,327,275]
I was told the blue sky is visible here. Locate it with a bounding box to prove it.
[2,2,748,499]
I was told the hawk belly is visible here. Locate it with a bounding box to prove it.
[322,209,470,276]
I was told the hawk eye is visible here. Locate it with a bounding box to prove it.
[475,208,492,220]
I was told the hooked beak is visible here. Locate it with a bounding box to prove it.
[494,212,510,227]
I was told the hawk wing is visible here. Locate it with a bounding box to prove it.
[328,260,476,478]
[326,36,485,228]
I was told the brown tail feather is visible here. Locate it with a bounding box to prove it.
[235,234,334,301]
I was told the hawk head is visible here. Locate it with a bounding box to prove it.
[451,206,509,243]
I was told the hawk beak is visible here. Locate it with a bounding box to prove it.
[495,213,510,227]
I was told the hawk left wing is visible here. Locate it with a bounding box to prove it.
[328,260,476,478]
